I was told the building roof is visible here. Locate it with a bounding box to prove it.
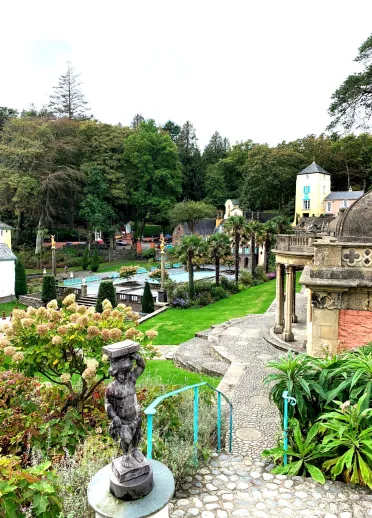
[324,191,364,201]
[338,190,372,242]
[0,221,14,230]
[299,161,330,176]
[230,199,240,206]
[183,218,217,236]
[0,243,16,261]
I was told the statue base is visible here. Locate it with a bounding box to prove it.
[112,456,151,483]
[110,464,153,500]
[88,459,174,518]
[157,289,167,303]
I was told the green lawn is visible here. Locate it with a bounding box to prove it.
[141,272,304,346]
[139,360,221,387]
[0,301,27,316]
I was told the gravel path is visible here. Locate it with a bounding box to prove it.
[170,293,372,517]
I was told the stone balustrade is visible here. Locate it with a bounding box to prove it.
[275,234,316,253]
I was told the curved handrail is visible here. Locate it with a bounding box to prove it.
[144,382,233,460]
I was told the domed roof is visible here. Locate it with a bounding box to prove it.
[338,190,372,242]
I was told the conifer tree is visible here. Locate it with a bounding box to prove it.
[96,280,117,312]
[14,259,27,298]
[41,275,56,304]
[48,62,89,119]
[142,281,154,313]
[91,248,99,272]
[82,247,90,270]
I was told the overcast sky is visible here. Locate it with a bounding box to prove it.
[1,0,371,148]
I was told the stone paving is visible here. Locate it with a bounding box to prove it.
[170,453,372,518]
[170,293,372,517]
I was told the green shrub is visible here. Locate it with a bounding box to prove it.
[14,260,27,298]
[91,248,99,272]
[239,270,253,286]
[198,291,213,307]
[253,265,267,284]
[96,280,116,312]
[41,275,56,304]
[141,247,156,259]
[220,276,238,294]
[0,456,62,517]
[210,286,228,301]
[82,247,90,270]
[142,282,154,313]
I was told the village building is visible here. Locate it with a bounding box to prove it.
[0,221,16,303]
[273,161,372,354]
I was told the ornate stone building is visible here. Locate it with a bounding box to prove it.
[273,188,372,355]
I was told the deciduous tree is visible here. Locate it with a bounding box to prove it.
[169,201,215,234]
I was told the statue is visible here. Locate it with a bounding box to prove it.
[160,235,165,254]
[103,340,153,500]
[51,235,56,249]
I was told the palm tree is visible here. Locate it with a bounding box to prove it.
[208,233,232,286]
[255,221,276,273]
[174,235,207,298]
[245,219,260,274]
[223,216,249,286]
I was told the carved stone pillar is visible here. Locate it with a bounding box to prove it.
[307,288,312,323]
[292,267,298,323]
[284,265,294,342]
[274,263,284,333]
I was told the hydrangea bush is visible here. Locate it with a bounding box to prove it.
[119,265,139,280]
[0,294,159,413]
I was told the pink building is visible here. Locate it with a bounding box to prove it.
[324,190,364,215]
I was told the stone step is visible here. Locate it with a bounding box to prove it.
[77,296,97,307]
[173,337,230,378]
[194,329,211,340]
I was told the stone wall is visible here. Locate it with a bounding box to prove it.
[99,248,138,261]
[18,295,45,308]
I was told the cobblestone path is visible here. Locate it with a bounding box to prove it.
[170,294,372,517]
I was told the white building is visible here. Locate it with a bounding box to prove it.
[0,221,16,303]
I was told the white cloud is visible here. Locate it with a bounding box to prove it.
[1,0,371,147]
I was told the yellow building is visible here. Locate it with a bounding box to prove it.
[0,221,13,249]
[294,162,331,222]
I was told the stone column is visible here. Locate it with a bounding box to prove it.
[284,265,294,342]
[307,288,312,323]
[292,267,298,323]
[274,263,284,333]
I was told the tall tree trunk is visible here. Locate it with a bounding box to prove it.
[265,238,270,273]
[250,232,256,274]
[109,232,114,262]
[215,256,220,286]
[188,254,194,299]
[235,232,240,286]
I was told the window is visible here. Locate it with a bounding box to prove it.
[306,174,309,179]
[323,186,325,194]
[303,200,310,210]
[342,200,348,208]
[304,186,310,194]
[327,201,332,212]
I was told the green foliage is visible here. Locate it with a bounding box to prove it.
[14,260,27,298]
[41,275,56,304]
[82,247,90,270]
[0,456,61,517]
[210,286,228,301]
[91,248,99,272]
[48,62,89,119]
[96,280,116,312]
[177,121,204,200]
[119,265,138,280]
[239,270,253,286]
[253,265,267,285]
[220,276,239,294]
[321,395,372,488]
[328,33,372,131]
[263,419,326,484]
[208,233,231,286]
[142,282,154,314]
[223,216,250,286]
[141,247,156,259]
[169,201,215,233]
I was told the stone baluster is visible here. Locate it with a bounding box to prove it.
[284,265,294,342]
[274,263,284,333]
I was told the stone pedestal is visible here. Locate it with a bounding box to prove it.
[157,289,167,303]
[88,459,174,518]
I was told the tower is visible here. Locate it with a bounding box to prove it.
[294,162,331,221]
[0,221,13,250]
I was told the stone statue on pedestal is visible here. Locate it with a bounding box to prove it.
[103,340,154,500]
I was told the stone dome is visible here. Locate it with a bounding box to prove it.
[338,190,372,242]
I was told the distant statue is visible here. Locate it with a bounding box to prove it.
[160,236,165,254]
[103,341,153,499]
[51,235,56,248]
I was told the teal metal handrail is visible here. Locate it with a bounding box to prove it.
[144,382,233,460]
[282,390,297,466]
